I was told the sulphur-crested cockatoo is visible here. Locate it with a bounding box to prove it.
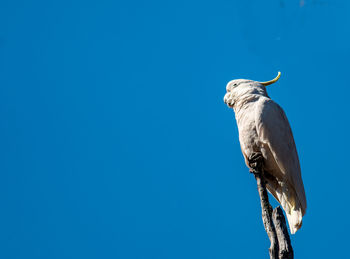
[223,72,306,234]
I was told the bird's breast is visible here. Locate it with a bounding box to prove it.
[235,103,261,159]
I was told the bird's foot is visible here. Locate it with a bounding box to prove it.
[248,152,264,174]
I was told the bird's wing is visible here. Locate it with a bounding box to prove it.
[255,99,306,213]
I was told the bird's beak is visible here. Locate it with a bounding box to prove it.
[224,92,234,108]
[259,72,281,86]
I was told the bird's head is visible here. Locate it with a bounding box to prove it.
[224,72,281,109]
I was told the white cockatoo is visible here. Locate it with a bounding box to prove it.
[224,72,306,234]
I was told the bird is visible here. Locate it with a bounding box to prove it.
[223,72,306,234]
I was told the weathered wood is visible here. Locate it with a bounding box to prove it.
[249,152,294,259]
[254,171,279,259]
[272,207,294,259]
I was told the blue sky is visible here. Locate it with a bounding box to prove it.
[1,0,349,258]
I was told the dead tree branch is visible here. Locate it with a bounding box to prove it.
[272,207,294,259]
[254,170,279,259]
[249,152,293,259]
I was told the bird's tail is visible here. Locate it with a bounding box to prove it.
[267,182,304,234]
[285,207,303,234]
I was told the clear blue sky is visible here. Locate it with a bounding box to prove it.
[1,0,349,258]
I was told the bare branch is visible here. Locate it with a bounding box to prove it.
[272,207,294,259]
[249,152,293,259]
[254,171,279,259]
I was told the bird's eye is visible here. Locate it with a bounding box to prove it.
[233,83,238,87]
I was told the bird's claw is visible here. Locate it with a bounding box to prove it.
[248,152,263,174]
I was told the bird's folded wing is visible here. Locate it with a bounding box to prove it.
[255,99,306,213]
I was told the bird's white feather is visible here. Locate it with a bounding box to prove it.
[255,99,306,233]
[224,78,307,234]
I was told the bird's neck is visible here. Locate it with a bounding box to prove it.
[233,93,268,114]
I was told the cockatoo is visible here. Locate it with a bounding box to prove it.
[223,72,306,234]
